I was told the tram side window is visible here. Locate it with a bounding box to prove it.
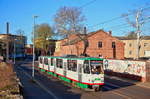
[83,60,90,74]
[56,59,63,68]
[40,57,43,64]
[67,60,77,72]
[51,58,53,66]
[44,58,48,65]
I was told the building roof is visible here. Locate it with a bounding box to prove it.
[115,36,150,40]
[63,29,114,46]
[63,34,87,45]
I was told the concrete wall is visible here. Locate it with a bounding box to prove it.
[104,59,146,82]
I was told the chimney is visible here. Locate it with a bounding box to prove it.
[84,27,87,34]
[108,30,112,35]
[6,22,9,34]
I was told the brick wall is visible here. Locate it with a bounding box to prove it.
[54,30,124,59]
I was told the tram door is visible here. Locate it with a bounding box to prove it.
[78,60,83,82]
[63,59,67,77]
[48,58,51,71]
[54,58,56,72]
[42,57,44,69]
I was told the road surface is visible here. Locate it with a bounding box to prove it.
[14,58,150,99]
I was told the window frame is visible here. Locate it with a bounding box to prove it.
[98,41,102,48]
[51,58,54,66]
[129,50,132,55]
[56,59,63,68]
[129,43,132,47]
[44,58,48,65]
[67,60,77,72]
[83,60,90,74]
[40,57,43,64]
[112,42,116,48]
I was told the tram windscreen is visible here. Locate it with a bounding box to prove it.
[90,60,104,74]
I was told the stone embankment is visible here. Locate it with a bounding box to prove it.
[0,62,23,99]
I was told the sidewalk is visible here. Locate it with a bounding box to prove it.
[14,63,55,99]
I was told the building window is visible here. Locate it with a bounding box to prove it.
[144,43,148,47]
[129,43,132,47]
[98,41,102,48]
[129,51,132,55]
[112,42,116,48]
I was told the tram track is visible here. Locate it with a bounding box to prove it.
[18,63,130,99]
[84,84,133,99]
[16,60,150,99]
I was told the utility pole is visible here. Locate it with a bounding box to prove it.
[135,11,140,60]
[32,15,38,78]
[135,11,150,60]
[6,22,9,61]
[14,39,17,64]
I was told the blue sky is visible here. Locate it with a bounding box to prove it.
[0,0,150,44]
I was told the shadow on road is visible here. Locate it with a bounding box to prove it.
[102,75,139,92]
[35,69,82,99]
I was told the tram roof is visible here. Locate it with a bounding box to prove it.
[40,56,103,61]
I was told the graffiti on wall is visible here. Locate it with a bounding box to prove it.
[104,59,146,77]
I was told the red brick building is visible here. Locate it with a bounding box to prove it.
[54,29,124,59]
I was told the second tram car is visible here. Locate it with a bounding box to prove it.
[37,56,104,91]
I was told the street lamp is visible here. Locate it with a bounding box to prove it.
[14,38,17,64]
[32,15,38,78]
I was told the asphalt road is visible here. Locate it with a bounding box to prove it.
[14,58,150,99]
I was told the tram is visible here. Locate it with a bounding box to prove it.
[37,56,104,91]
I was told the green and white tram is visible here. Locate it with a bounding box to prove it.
[38,56,104,91]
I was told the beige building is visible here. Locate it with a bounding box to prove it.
[117,36,150,59]
[0,34,27,58]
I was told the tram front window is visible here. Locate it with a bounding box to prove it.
[90,60,104,74]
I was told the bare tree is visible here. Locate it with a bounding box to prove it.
[54,6,86,37]
[126,31,137,38]
[76,27,89,56]
[123,8,150,59]
[16,29,24,36]
[54,6,88,56]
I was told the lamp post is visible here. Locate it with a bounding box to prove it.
[32,15,38,78]
[13,39,17,64]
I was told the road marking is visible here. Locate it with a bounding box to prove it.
[17,67,59,99]
[104,86,132,99]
